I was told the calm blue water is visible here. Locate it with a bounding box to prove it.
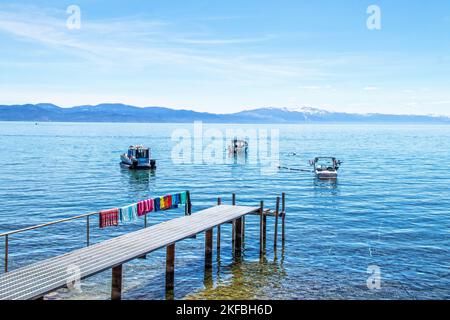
[0,122,449,300]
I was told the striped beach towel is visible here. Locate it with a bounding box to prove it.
[99,208,119,228]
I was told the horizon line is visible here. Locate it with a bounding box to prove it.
[1,102,450,118]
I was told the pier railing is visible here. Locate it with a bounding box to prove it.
[0,191,192,274]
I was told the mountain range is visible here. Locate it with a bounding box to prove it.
[0,103,449,123]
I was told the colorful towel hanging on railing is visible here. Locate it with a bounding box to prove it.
[171,193,180,208]
[137,198,154,217]
[99,192,188,228]
[120,203,138,222]
[180,192,187,205]
[99,208,119,228]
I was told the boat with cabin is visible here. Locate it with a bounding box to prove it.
[120,145,156,170]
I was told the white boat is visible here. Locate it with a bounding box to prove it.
[228,138,248,155]
[309,157,341,179]
[120,145,156,170]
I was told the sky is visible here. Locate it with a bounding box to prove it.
[0,0,449,115]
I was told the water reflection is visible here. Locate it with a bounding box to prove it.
[186,258,287,300]
[313,178,339,196]
[227,150,248,165]
[121,168,155,192]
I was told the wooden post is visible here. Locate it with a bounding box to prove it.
[166,244,175,291]
[262,211,267,249]
[281,193,286,243]
[205,229,213,269]
[185,191,196,239]
[234,217,242,257]
[274,197,280,250]
[217,197,221,258]
[259,201,264,256]
[186,190,192,215]
[86,216,90,247]
[242,216,245,244]
[4,235,8,273]
[231,193,236,254]
[111,265,123,300]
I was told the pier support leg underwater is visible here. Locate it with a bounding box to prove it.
[111,264,123,300]
[166,243,175,293]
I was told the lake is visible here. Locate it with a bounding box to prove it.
[0,122,449,300]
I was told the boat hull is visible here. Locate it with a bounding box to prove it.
[315,170,338,179]
[120,159,156,170]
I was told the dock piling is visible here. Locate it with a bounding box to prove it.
[165,244,175,291]
[205,229,213,269]
[261,201,267,252]
[281,193,286,244]
[231,193,236,255]
[234,217,243,258]
[111,264,123,300]
[217,198,221,258]
[259,201,264,256]
[186,191,192,215]
[274,196,280,250]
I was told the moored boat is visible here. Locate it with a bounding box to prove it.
[120,145,156,170]
[228,138,248,155]
[309,157,341,179]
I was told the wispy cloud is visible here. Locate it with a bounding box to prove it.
[298,85,321,90]
[363,86,378,91]
[173,35,274,45]
[0,4,322,81]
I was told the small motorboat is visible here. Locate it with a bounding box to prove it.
[120,145,156,170]
[309,157,342,179]
[228,138,248,155]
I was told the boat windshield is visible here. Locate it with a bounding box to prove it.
[316,158,335,170]
[136,149,149,159]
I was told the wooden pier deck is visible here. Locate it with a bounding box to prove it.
[0,205,260,300]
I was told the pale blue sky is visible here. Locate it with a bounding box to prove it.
[0,0,449,115]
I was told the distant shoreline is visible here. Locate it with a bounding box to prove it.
[1,120,449,125]
[1,103,449,124]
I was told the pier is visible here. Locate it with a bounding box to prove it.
[0,193,286,300]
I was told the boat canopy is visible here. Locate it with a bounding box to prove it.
[127,145,150,159]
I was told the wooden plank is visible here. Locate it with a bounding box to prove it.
[0,205,258,300]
